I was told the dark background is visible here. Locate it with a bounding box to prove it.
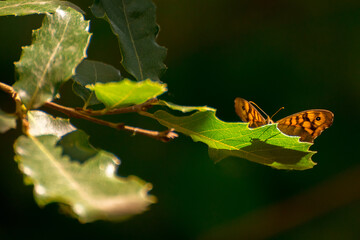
[1,0,360,239]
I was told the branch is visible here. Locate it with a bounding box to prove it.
[76,98,158,116]
[44,101,178,142]
[0,82,29,133]
[0,82,177,142]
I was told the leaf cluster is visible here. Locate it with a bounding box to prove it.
[0,0,319,222]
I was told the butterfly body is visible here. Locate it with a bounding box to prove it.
[234,98,334,142]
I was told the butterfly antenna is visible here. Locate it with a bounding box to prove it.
[271,107,285,119]
[249,101,271,120]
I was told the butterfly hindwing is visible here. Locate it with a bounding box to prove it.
[276,110,334,142]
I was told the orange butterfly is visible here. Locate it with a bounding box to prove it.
[234,98,334,142]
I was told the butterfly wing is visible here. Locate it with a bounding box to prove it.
[234,97,269,127]
[276,109,334,142]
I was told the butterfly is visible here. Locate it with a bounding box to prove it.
[234,97,334,143]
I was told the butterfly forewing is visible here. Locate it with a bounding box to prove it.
[276,110,334,142]
[234,97,268,127]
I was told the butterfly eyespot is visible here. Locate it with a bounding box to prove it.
[316,117,321,121]
[242,106,245,110]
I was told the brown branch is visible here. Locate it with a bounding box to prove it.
[0,82,29,133]
[0,82,177,142]
[123,126,178,142]
[75,98,159,116]
[44,101,178,142]
[0,82,15,96]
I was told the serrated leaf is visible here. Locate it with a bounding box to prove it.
[0,110,16,133]
[0,0,83,16]
[91,0,167,81]
[15,135,155,222]
[28,110,76,138]
[143,110,316,170]
[88,78,167,109]
[14,133,155,223]
[73,60,122,108]
[12,7,91,109]
[15,110,155,221]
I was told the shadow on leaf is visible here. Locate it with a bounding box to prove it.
[209,138,316,170]
[58,130,98,163]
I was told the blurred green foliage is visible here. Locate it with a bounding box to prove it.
[0,0,360,239]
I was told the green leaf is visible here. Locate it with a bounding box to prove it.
[12,7,91,109]
[73,60,122,108]
[91,0,167,81]
[88,78,167,109]
[0,0,84,16]
[158,100,216,113]
[16,110,155,221]
[143,109,316,170]
[0,110,16,133]
[14,134,155,223]
[28,110,75,138]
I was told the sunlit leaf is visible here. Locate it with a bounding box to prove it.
[14,111,155,222]
[73,60,122,108]
[88,78,167,109]
[143,109,316,170]
[91,0,167,81]
[28,110,75,138]
[14,134,155,223]
[0,0,83,16]
[158,100,215,113]
[0,110,16,133]
[13,7,91,109]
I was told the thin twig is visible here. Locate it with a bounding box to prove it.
[0,82,177,142]
[123,126,178,142]
[76,98,159,116]
[0,82,29,133]
[0,82,14,95]
[44,101,124,128]
[44,101,178,142]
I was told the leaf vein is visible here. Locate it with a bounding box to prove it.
[121,0,143,80]
[29,12,70,108]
